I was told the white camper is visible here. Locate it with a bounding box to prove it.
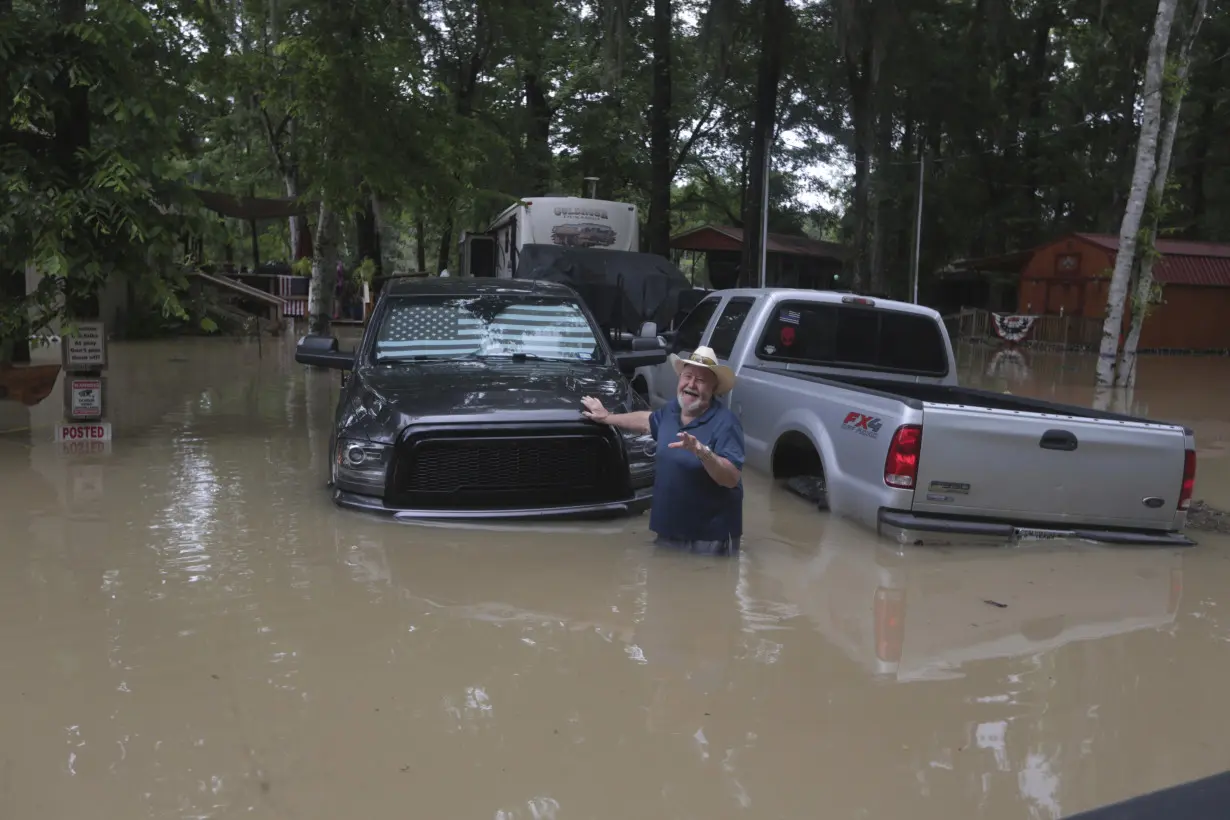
[484,196,640,278]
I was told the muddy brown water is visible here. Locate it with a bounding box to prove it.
[1,338,1228,819]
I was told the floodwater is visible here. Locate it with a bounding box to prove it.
[1,338,1228,820]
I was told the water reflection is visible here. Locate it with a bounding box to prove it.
[756,516,1184,683]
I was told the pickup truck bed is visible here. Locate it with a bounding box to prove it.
[747,366,1195,545]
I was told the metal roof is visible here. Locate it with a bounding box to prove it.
[1074,233,1230,287]
[671,224,847,260]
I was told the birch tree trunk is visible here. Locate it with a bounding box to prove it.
[1117,0,1208,389]
[307,200,339,336]
[1094,0,1178,391]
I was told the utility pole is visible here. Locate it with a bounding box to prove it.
[911,153,926,304]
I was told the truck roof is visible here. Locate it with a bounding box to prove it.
[382,276,577,298]
[706,288,944,321]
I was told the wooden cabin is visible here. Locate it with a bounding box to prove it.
[948,233,1230,353]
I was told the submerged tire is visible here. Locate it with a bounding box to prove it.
[785,474,828,510]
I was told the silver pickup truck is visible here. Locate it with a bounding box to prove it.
[634,288,1198,547]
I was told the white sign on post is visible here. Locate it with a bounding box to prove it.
[64,322,107,369]
[69,377,103,420]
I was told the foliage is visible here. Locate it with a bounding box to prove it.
[2,0,1229,337]
[0,0,206,350]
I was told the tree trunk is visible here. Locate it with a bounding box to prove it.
[1185,95,1212,238]
[523,71,554,196]
[1117,0,1207,389]
[868,106,893,295]
[415,216,427,272]
[739,0,786,287]
[285,168,309,261]
[1094,0,1178,392]
[307,200,339,336]
[355,193,383,276]
[1021,0,1058,247]
[647,0,673,258]
[436,216,453,274]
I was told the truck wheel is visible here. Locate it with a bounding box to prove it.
[772,431,828,510]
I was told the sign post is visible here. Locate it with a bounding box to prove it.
[59,320,112,451]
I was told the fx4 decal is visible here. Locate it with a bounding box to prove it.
[841,411,883,438]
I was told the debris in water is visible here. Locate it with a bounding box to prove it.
[1187,500,1230,534]
[983,599,1008,609]
[785,475,828,510]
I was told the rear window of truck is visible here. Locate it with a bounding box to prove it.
[755,301,949,376]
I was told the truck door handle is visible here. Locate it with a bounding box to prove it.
[1039,429,1078,451]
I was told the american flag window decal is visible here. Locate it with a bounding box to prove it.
[375,298,599,361]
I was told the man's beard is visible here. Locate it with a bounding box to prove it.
[678,388,706,414]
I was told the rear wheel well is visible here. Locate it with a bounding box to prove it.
[772,431,824,480]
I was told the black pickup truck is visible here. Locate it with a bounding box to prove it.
[294,277,668,520]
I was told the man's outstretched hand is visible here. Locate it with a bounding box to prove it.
[669,431,705,455]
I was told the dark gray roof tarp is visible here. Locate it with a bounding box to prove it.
[514,244,692,333]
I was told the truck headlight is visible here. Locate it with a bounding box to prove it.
[622,431,656,488]
[622,431,657,460]
[336,438,391,495]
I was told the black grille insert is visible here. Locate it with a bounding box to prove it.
[389,425,628,509]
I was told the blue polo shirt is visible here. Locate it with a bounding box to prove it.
[648,398,745,542]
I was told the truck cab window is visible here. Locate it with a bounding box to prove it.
[757,300,948,376]
[708,298,755,360]
[674,297,720,352]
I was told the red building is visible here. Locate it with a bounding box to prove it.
[949,233,1230,352]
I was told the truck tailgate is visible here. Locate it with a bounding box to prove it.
[911,405,1188,530]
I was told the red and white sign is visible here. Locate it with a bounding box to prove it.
[55,422,112,443]
[69,378,103,420]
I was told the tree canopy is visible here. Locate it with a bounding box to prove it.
[2,0,1227,342]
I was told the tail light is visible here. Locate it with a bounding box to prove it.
[1178,449,1196,511]
[873,587,907,663]
[884,425,923,489]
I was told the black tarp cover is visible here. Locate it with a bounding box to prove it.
[514,244,692,333]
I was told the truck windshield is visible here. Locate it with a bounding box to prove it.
[372,295,603,363]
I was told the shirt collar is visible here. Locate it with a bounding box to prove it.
[670,396,723,429]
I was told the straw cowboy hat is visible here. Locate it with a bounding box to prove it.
[670,346,737,396]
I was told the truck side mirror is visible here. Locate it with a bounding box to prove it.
[295,335,354,370]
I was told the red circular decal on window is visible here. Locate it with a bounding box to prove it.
[780,326,796,346]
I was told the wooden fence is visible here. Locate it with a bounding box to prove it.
[947,308,1102,350]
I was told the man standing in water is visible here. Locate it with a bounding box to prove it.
[581,346,745,555]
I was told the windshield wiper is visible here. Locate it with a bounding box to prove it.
[377,354,474,363]
[472,352,589,363]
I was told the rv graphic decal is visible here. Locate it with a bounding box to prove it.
[550,222,619,248]
[553,206,610,220]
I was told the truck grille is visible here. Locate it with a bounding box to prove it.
[388,425,628,510]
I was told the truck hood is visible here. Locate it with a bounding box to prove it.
[339,361,637,441]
